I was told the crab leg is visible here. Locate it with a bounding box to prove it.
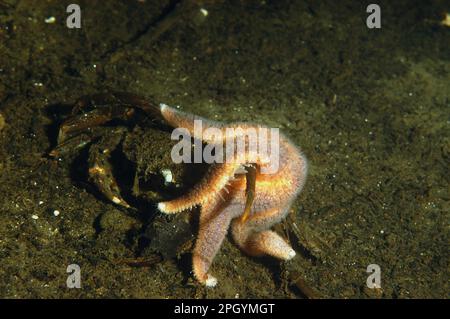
[87,128,130,208]
[50,93,165,208]
[49,133,93,158]
[58,107,134,144]
[57,93,156,143]
[240,164,257,223]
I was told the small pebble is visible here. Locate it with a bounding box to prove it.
[45,16,56,24]
[31,215,39,220]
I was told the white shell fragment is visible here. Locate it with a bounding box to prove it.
[205,275,217,288]
[112,196,122,204]
[161,169,173,184]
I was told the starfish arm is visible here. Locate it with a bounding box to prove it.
[159,103,277,150]
[240,164,257,223]
[158,163,240,214]
[232,206,295,259]
[192,199,235,287]
[236,229,296,260]
[159,103,224,143]
[236,206,290,234]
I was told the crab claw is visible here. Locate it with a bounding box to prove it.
[88,129,130,208]
[88,163,130,208]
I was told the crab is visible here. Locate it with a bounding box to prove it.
[49,92,255,214]
[50,93,184,209]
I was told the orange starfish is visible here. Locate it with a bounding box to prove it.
[157,104,308,287]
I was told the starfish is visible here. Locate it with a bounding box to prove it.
[157,104,308,287]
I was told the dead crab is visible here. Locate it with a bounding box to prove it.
[49,93,185,208]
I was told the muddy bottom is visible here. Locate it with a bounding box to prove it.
[0,0,448,298]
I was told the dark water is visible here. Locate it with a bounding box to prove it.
[0,0,448,298]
